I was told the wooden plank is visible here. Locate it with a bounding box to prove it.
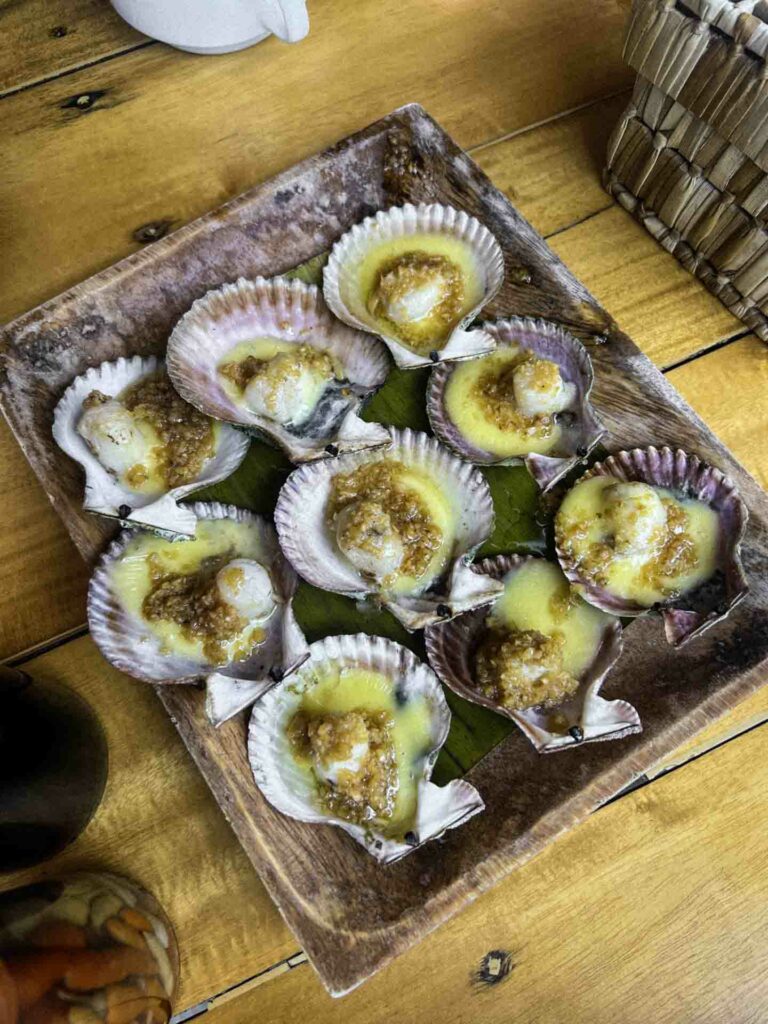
[0,434,87,658]
[0,0,633,323]
[0,635,296,1014]
[548,206,741,368]
[647,682,768,777]
[202,718,768,1022]
[0,0,146,95]
[3,104,767,995]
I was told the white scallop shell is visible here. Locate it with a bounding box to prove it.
[427,317,605,491]
[323,203,505,369]
[248,633,484,863]
[425,555,639,753]
[88,501,309,725]
[53,355,250,538]
[166,276,391,462]
[273,428,503,630]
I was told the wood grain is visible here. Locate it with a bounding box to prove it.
[0,636,296,1014]
[3,105,767,994]
[549,207,741,368]
[667,334,768,490]
[0,0,146,95]
[473,91,628,238]
[0,434,87,658]
[0,0,633,322]
[203,718,768,1022]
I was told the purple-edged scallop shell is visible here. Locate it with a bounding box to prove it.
[427,317,604,491]
[425,555,637,753]
[166,276,391,463]
[273,427,503,630]
[248,633,484,863]
[554,447,749,647]
[323,203,504,369]
[53,355,250,538]
[88,501,309,725]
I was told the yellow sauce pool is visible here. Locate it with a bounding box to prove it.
[339,233,484,352]
[381,465,456,596]
[217,338,342,402]
[111,518,269,663]
[489,560,613,678]
[556,476,720,606]
[291,665,434,835]
[443,346,562,457]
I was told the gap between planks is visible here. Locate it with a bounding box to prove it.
[0,39,156,101]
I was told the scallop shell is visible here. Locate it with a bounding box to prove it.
[166,276,391,462]
[53,355,250,537]
[88,501,309,725]
[554,447,749,647]
[248,633,484,863]
[323,203,505,369]
[427,317,604,491]
[274,428,503,630]
[425,555,638,753]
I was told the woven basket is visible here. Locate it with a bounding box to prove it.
[605,0,768,341]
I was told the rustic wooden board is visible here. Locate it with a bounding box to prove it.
[2,104,767,995]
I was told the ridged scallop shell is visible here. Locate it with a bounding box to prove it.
[554,447,749,647]
[88,501,309,725]
[248,633,484,863]
[425,555,637,753]
[427,317,604,491]
[53,355,250,537]
[166,276,391,462]
[323,203,505,369]
[274,428,503,630]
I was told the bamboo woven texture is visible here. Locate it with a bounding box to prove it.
[606,0,768,340]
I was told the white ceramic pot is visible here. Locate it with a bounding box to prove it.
[110,0,309,54]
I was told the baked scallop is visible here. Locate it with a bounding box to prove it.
[426,556,635,752]
[274,428,503,630]
[53,356,250,537]
[248,633,484,862]
[555,447,749,646]
[88,502,308,724]
[324,204,504,368]
[428,317,604,490]
[166,277,391,462]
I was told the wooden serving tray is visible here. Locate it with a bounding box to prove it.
[2,105,768,997]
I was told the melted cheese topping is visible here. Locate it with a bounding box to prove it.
[110,519,270,664]
[443,347,565,457]
[489,560,614,678]
[289,666,433,836]
[556,476,721,606]
[340,233,485,353]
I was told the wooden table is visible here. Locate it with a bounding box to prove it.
[1,1,767,1020]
